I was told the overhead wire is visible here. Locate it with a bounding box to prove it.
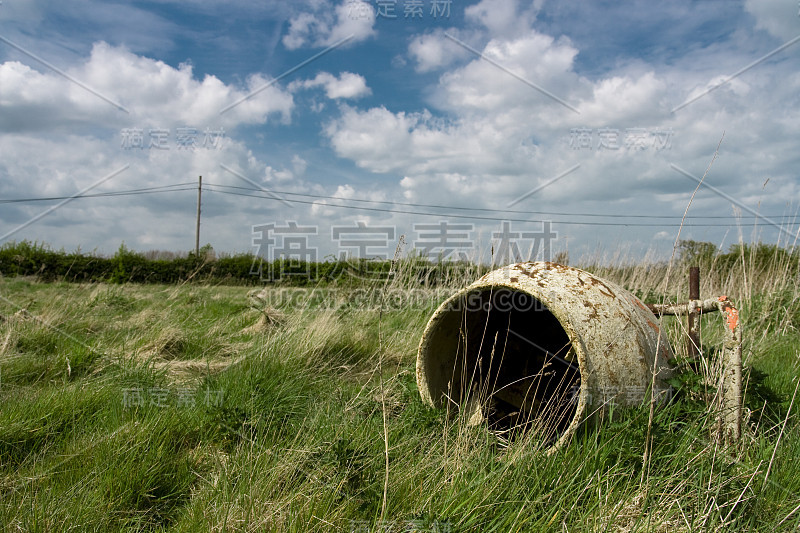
[1,180,797,230]
[203,186,799,228]
[0,182,197,204]
[204,182,800,222]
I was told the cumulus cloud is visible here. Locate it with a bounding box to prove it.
[325,0,800,246]
[3,0,799,259]
[282,1,376,50]
[310,183,391,220]
[433,31,581,116]
[0,42,294,133]
[576,71,668,125]
[0,42,329,253]
[326,105,542,177]
[326,106,418,173]
[744,0,800,41]
[408,30,472,72]
[291,154,308,176]
[290,71,371,99]
[407,0,546,73]
[464,0,541,36]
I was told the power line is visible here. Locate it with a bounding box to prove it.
[204,186,797,228]
[0,183,197,204]
[204,182,800,221]
[2,181,797,229]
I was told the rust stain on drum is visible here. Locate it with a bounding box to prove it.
[582,300,600,320]
[585,275,616,298]
[517,264,535,278]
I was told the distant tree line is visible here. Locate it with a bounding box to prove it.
[1,240,796,286]
[677,239,800,277]
[0,241,487,286]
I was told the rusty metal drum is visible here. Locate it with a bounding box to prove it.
[416,262,674,453]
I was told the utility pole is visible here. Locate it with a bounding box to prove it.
[195,175,202,256]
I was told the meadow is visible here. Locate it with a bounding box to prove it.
[1,243,799,531]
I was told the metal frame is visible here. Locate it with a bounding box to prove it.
[648,290,742,445]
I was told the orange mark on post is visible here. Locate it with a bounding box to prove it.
[725,307,739,331]
[718,296,739,331]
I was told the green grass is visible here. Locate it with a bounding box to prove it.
[1,255,799,532]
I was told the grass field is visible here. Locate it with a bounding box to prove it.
[1,253,799,531]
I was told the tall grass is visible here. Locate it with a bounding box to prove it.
[0,243,798,531]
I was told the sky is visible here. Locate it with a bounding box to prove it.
[0,0,798,265]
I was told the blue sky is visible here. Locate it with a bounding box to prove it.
[1,0,798,264]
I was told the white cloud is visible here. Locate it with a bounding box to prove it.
[3,0,799,259]
[311,183,355,215]
[310,183,391,220]
[408,30,472,72]
[291,154,308,176]
[576,71,668,125]
[744,0,800,40]
[326,106,415,173]
[282,1,376,50]
[264,165,295,183]
[326,106,495,175]
[327,27,589,179]
[0,42,331,254]
[291,71,371,99]
[464,0,541,36]
[324,0,800,255]
[0,42,295,133]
